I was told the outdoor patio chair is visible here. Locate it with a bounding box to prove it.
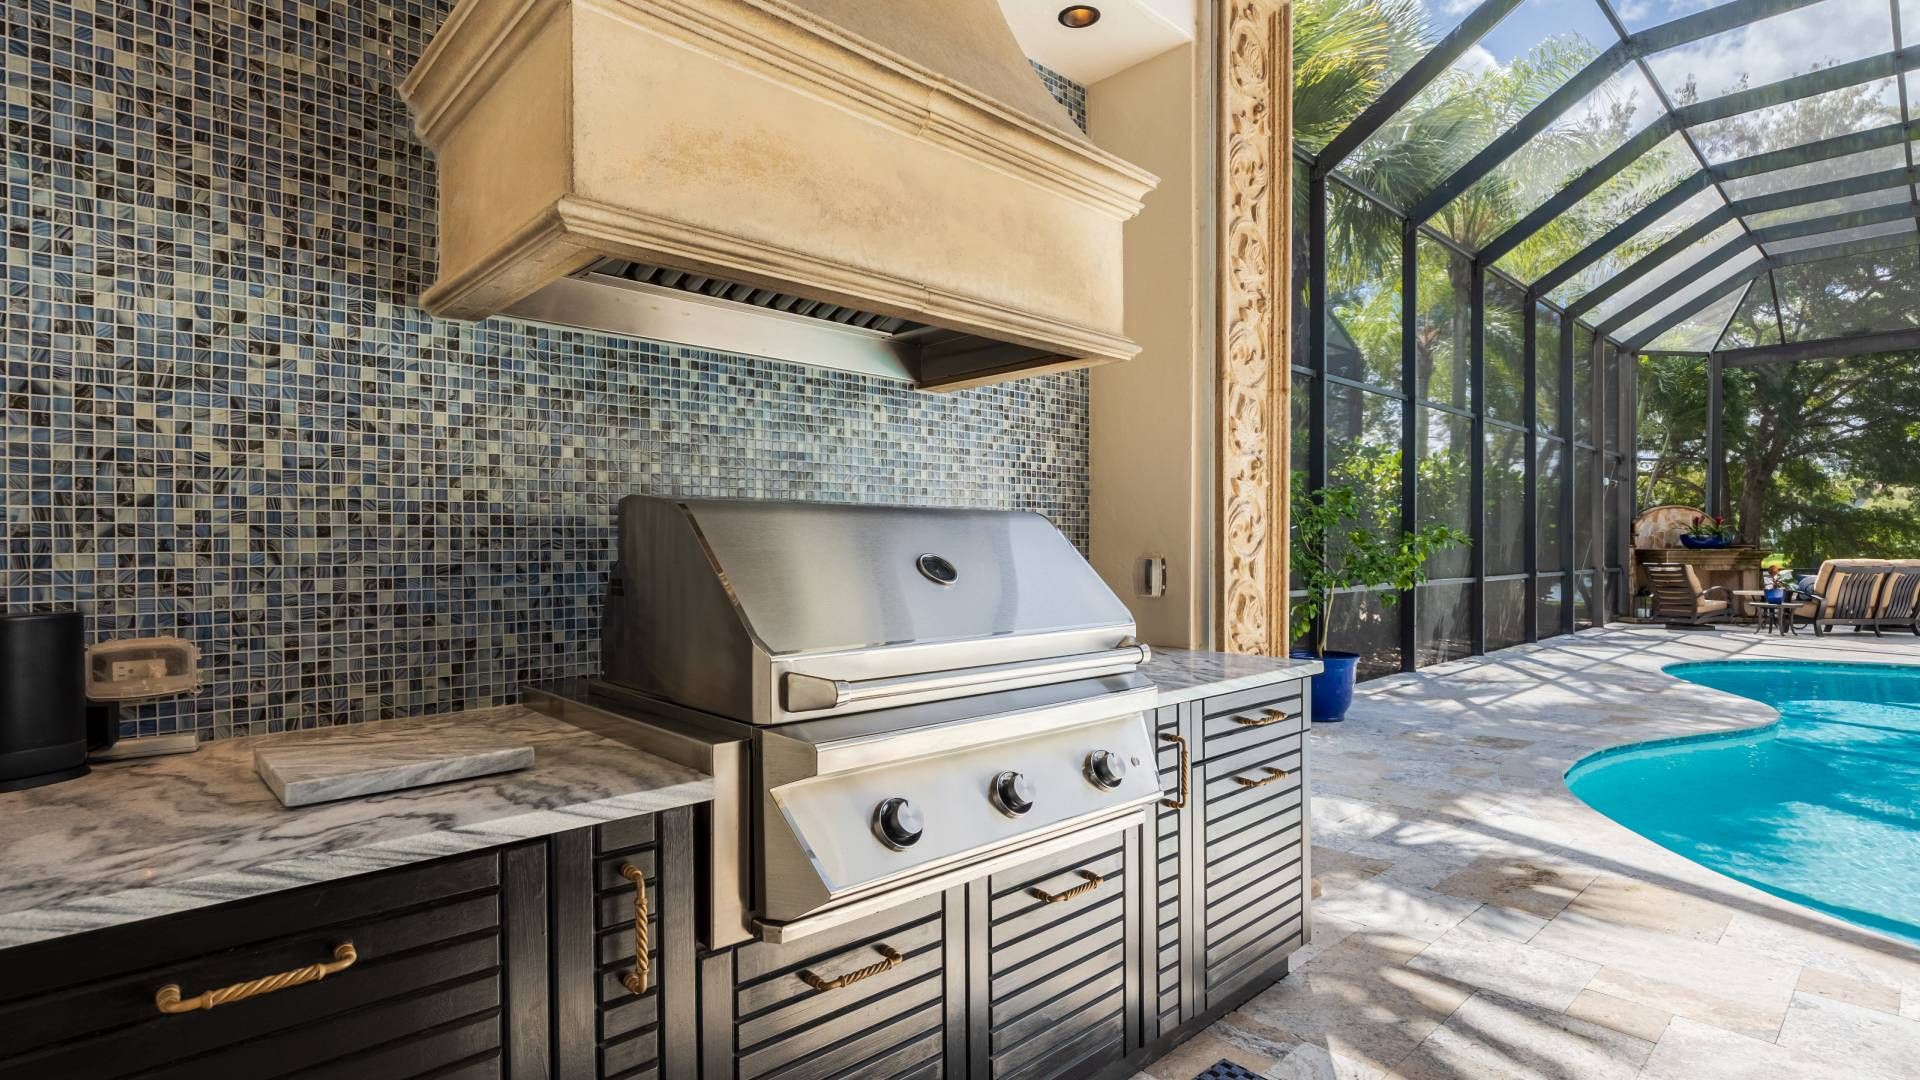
[1870,567,1920,635]
[1644,563,1731,626]
[1794,560,1890,636]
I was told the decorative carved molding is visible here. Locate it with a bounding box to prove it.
[1217,0,1292,655]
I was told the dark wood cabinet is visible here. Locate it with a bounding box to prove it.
[549,807,699,1080]
[977,829,1142,1080]
[0,846,544,1080]
[697,888,964,1080]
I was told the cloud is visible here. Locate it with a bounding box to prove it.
[1454,43,1500,77]
[1645,0,1896,99]
[1613,0,1654,23]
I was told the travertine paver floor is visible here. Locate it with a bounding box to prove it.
[1138,625,1920,1080]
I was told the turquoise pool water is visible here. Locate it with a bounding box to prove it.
[1565,660,1920,945]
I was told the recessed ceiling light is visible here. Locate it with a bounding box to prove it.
[1058,5,1102,28]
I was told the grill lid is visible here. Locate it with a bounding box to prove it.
[684,500,1128,655]
[602,496,1140,724]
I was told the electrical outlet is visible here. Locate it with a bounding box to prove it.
[1138,556,1167,598]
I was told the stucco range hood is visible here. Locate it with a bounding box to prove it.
[401,0,1158,391]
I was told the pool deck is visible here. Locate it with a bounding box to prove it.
[1143,625,1920,1080]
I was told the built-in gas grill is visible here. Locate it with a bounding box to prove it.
[599,496,1160,941]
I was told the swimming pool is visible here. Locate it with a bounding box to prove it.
[1565,660,1920,945]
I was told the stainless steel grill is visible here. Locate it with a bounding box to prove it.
[599,496,1160,940]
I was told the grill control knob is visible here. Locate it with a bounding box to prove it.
[991,771,1036,817]
[872,797,924,850]
[1085,749,1128,790]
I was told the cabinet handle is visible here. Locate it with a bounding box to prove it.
[619,862,651,995]
[1029,868,1103,905]
[1160,731,1189,809]
[799,944,904,992]
[1232,766,1290,789]
[1233,708,1290,728]
[155,943,357,1015]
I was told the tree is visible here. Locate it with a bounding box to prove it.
[1632,73,1920,559]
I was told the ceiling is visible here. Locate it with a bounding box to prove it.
[1000,0,1194,84]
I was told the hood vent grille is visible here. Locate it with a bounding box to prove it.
[597,261,922,335]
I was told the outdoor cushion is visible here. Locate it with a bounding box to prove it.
[1876,571,1920,620]
[1795,560,1891,618]
[1696,598,1729,614]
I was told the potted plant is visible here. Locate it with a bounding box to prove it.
[1289,472,1470,723]
[1679,512,1737,549]
[1760,553,1793,603]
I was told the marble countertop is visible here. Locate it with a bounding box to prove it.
[0,705,712,949]
[1143,648,1321,707]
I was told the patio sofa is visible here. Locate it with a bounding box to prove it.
[1791,559,1920,635]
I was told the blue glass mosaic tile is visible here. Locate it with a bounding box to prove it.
[1,0,1091,739]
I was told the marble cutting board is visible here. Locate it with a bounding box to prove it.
[255,728,535,808]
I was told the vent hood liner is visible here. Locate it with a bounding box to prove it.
[402,0,1157,391]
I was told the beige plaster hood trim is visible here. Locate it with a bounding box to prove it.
[402,0,1158,391]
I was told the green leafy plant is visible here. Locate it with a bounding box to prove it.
[1289,471,1471,658]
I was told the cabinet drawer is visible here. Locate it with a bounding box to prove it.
[1200,730,1303,817]
[0,850,510,1080]
[986,833,1132,1080]
[1198,686,1304,762]
[719,892,949,1080]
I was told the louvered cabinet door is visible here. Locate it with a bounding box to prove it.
[0,847,543,1080]
[1193,687,1308,1007]
[977,828,1144,1080]
[552,807,699,1080]
[701,889,964,1080]
[1148,703,1193,1040]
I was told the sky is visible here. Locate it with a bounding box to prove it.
[1413,0,1906,156]
[1422,0,1903,77]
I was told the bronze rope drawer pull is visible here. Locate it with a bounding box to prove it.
[1160,731,1189,809]
[1029,868,1103,904]
[619,862,651,994]
[155,942,358,1015]
[799,945,904,992]
[1232,708,1290,728]
[1232,766,1290,789]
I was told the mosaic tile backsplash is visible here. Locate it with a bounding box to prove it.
[3,1,1092,739]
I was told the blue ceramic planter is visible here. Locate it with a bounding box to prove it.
[1679,535,1732,549]
[1292,650,1359,723]
[1764,588,1785,604]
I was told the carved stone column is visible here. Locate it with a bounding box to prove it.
[1216,0,1293,655]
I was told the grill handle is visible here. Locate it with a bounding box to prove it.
[785,642,1151,713]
